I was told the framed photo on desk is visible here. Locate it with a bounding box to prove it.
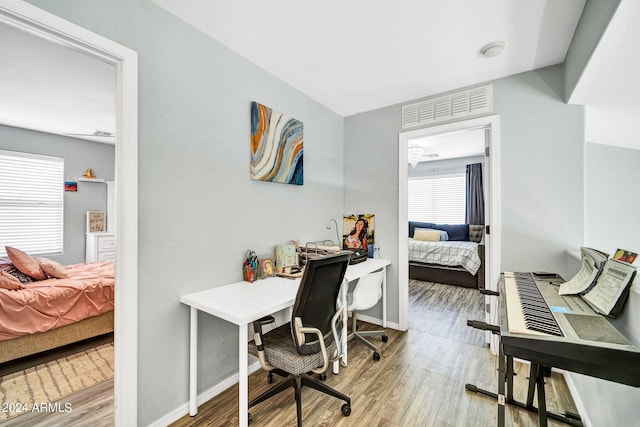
[343,214,375,255]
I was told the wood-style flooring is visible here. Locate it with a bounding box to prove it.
[1,280,578,426]
[170,280,578,427]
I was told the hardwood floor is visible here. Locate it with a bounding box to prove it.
[2,280,577,426]
[0,334,114,427]
[170,280,578,427]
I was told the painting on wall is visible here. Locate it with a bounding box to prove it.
[343,214,375,256]
[64,179,77,192]
[250,101,303,185]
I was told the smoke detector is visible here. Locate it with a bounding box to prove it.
[480,41,505,57]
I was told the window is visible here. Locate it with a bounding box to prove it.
[408,173,465,223]
[0,150,64,257]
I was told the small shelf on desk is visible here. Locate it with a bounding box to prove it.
[78,177,105,183]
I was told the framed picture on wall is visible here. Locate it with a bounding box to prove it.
[86,210,106,233]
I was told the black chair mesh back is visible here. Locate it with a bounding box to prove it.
[291,253,350,355]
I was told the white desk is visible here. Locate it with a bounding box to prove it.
[180,258,390,426]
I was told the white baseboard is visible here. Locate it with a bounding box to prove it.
[148,360,262,427]
[354,313,400,331]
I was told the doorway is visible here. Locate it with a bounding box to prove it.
[398,115,501,351]
[0,2,138,424]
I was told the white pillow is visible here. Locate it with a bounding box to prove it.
[415,228,449,241]
[413,229,442,242]
[38,257,68,279]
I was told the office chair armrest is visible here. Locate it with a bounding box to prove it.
[298,326,329,374]
[252,316,277,372]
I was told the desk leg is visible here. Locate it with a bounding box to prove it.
[189,307,198,416]
[382,266,387,328]
[239,323,249,427]
[341,291,348,367]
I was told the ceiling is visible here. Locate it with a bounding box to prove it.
[153,0,586,117]
[2,0,639,154]
[0,21,116,144]
[408,128,485,165]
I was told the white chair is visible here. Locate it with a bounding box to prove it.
[347,269,388,361]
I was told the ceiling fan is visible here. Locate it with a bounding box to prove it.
[64,129,115,138]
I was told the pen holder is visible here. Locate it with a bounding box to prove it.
[243,264,255,283]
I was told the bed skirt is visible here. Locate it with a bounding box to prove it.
[0,311,114,364]
[409,245,485,289]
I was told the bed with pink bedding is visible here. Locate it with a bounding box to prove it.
[0,261,114,363]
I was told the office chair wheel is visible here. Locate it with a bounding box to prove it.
[381,334,388,342]
[248,412,253,424]
[373,351,381,361]
[319,373,327,381]
[341,404,351,416]
[267,372,274,384]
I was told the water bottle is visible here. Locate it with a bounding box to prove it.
[373,244,380,259]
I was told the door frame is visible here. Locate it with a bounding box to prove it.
[0,1,139,424]
[398,115,501,343]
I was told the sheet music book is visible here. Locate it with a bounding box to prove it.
[558,247,608,296]
[582,259,636,318]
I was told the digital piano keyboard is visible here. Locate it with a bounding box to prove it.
[466,271,640,427]
[501,271,640,387]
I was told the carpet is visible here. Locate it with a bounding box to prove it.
[0,342,113,422]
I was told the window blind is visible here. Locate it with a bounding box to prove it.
[408,173,465,224]
[0,150,64,257]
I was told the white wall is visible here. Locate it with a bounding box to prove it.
[24,0,345,424]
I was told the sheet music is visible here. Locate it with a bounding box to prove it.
[583,259,636,316]
[559,247,608,295]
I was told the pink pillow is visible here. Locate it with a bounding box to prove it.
[38,257,68,279]
[5,246,47,281]
[0,270,24,290]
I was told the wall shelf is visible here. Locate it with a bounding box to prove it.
[78,177,105,183]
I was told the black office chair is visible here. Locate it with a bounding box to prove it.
[248,253,352,426]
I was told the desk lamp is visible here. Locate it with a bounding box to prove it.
[326,219,341,247]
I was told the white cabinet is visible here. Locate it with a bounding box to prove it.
[86,232,115,262]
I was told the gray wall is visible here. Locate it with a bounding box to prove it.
[564,0,621,101]
[0,124,114,265]
[575,141,640,427]
[25,0,345,424]
[493,66,585,275]
[344,65,584,325]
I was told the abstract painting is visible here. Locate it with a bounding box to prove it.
[250,101,303,185]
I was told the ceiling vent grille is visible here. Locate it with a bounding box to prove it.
[402,84,493,129]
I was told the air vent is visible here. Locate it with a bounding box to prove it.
[402,84,493,129]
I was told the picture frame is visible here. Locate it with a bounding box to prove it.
[343,214,375,256]
[86,210,106,232]
[64,179,77,192]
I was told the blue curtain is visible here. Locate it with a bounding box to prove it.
[465,163,484,225]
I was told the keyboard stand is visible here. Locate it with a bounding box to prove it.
[465,319,583,427]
